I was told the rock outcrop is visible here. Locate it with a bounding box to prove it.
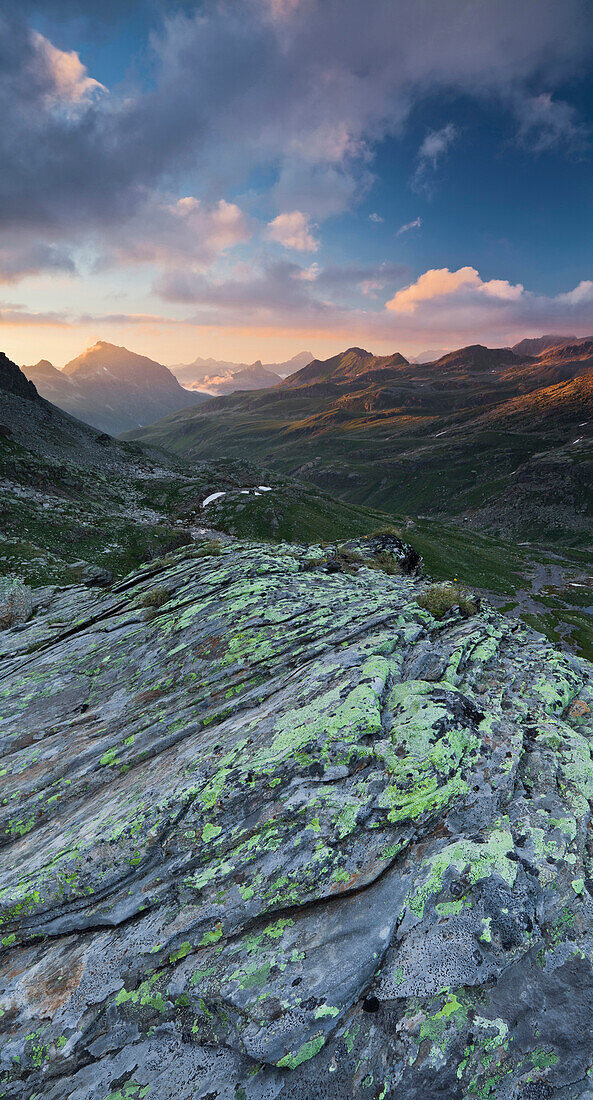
[1,538,593,1098]
[0,352,37,401]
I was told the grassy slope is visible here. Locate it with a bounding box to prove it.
[124,378,592,534]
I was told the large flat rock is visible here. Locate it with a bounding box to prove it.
[1,539,593,1099]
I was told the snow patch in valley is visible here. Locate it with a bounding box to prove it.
[202,486,274,507]
[202,491,227,507]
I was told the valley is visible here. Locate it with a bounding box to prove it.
[124,339,593,659]
[0,352,400,587]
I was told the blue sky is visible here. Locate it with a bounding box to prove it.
[1,0,593,366]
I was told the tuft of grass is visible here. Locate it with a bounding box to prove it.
[302,547,365,574]
[150,553,177,569]
[302,557,325,571]
[137,586,171,609]
[416,582,478,620]
[335,547,365,566]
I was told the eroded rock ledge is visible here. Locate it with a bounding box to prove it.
[1,538,593,1099]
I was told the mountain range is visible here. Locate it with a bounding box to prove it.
[22,341,209,435]
[126,337,593,548]
[169,350,313,392]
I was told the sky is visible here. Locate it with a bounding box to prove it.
[1,0,593,367]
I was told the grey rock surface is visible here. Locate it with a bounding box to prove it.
[1,538,593,1099]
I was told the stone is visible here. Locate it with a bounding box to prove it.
[1,538,593,1098]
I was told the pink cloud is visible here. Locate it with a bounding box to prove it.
[387,266,524,314]
[31,32,106,107]
[266,211,320,252]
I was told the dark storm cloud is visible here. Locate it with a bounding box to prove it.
[0,242,77,283]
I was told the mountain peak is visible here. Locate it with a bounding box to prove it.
[25,341,208,434]
[281,346,409,389]
[433,344,524,370]
[512,333,578,358]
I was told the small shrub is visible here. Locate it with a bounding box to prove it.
[335,547,365,567]
[151,553,176,569]
[367,552,402,576]
[416,582,478,620]
[0,575,33,629]
[195,539,223,558]
[137,586,171,609]
[302,557,325,571]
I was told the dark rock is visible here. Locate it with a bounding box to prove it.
[70,561,114,586]
[0,352,37,400]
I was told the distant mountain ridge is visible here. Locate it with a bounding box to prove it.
[187,360,284,394]
[170,350,313,393]
[511,333,579,357]
[430,344,527,371]
[23,341,209,435]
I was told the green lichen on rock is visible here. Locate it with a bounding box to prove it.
[0,537,593,1099]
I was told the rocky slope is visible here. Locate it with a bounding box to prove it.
[0,352,37,401]
[23,343,209,435]
[1,535,593,1098]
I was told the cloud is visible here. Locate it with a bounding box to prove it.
[515,93,590,154]
[411,124,458,194]
[1,0,591,242]
[0,0,591,304]
[154,258,408,317]
[369,212,384,223]
[378,265,593,346]
[557,280,593,306]
[265,0,307,20]
[396,216,422,236]
[151,258,593,348]
[0,300,70,325]
[153,255,593,349]
[4,261,593,356]
[0,242,77,283]
[110,196,252,268]
[266,211,319,251]
[0,299,195,328]
[387,266,524,314]
[30,31,106,107]
[155,259,329,316]
[293,263,320,281]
